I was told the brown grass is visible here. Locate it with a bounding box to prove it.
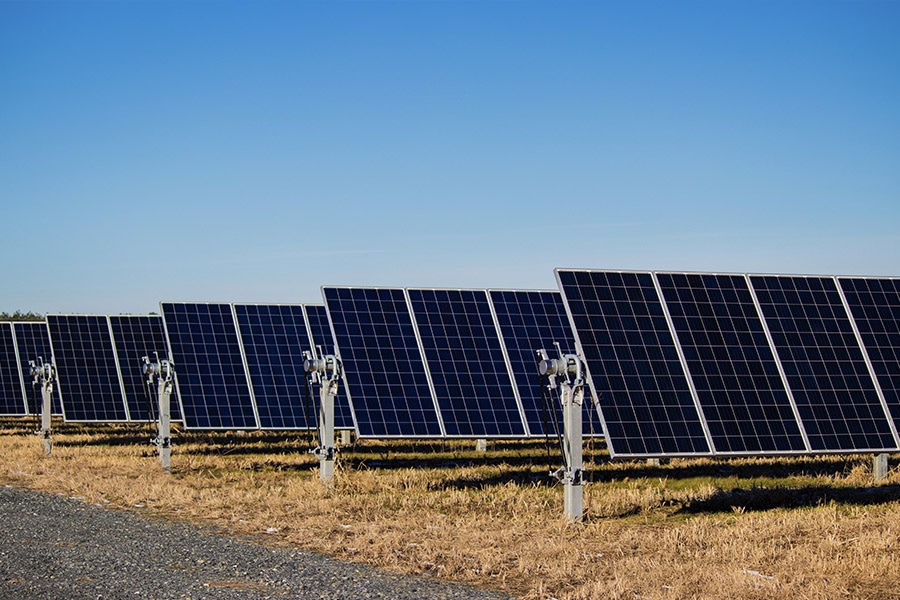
[1,418,899,599]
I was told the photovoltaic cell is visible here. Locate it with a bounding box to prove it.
[108,315,182,423]
[303,304,355,430]
[656,273,807,454]
[749,275,897,452]
[11,322,63,415]
[556,269,711,457]
[838,277,900,438]
[487,290,601,437]
[323,287,442,438]
[234,304,318,430]
[408,288,527,438]
[161,302,258,430]
[47,315,129,422]
[0,323,26,415]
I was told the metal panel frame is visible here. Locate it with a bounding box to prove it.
[748,273,898,453]
[406,287,528,439]
[160,302,260,430]
[46,314,130,423]
[555,268,712,458]
[108,314,182,424]
[11,322,63,415]
[0,322,28,415]
[322,286,445,439]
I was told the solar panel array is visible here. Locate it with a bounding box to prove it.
[0,323,26,416]
[556,269,900,458]
[10,322,63,415]
[46,314,177,423]
[109,315,182,422]
[322,286,590,439]
[161,302,354,431]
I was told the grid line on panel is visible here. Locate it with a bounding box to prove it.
[488,290,601,437]
[656,273,807,454]
[303,304,355,430]
[46,315,129,422]
[749,275,897,452]
[323,287,443,438]
[161,303,258,430]
[838,277,900,441]
[556,269,711,457]
[234,304,316,430]
[408,289,527,438]
[109,315,182,423]
[11,322,63,415]
[0,323,27,415]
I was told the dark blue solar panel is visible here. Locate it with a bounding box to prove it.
[750,275,896,452]
[11,322,62,415]
[838,277,900,439]
[656,273,807,454]
[109,315,182,423]
[234,304,319,430]
[47,315,129,422]
[322,287,442,438]
[556,269,711,457]
[487,290,601,437]
[160,303,258,430]
[303,304,355,430]
[408,288,526,438]
[0,323,27,415]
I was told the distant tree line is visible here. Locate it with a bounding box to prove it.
[0,310,44,321]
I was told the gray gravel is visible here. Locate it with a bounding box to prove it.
[0,485,511,600]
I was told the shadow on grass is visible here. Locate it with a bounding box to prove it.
[676,483,900,514]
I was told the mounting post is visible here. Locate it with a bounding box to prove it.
[30,359,55,456]
[874,453,889,482]
[304,353,342,488]
[143,355,175,473]
[538,349,586,522]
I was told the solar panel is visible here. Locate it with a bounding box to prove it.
[407,288,527,438]
[46,315,129,422]
[303,304,355,430]
[233,304,320,430]
[0,322,27,415]
[837,276,900,439]
[11,322,62,415]
[655,273,807,454]
[108,315,182,423]
[487,289,601,437]
[322,287,443,438]
[749,275,898,452]
[556,269,711,457]
[160,302,258,430]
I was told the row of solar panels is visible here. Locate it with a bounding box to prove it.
[3,271,900,459]
[0,290,597,439]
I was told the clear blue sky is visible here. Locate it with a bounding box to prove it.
[2,0,898,315]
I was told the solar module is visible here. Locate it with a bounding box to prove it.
[0,323,27,415]
[233,303,319,430]
[322,287,443,438]
[11,322,63,415]
[656,273,807,454]
[837,277,900,438]
[46,315,129,422]
[407,288,527,438]
[303,304,355,430]
[108,315,182,423]
[161,302,258,430]
[487,289,601,437]
[556,269,711,457]
[747,275,897,452]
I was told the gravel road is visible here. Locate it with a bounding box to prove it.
[0,485,511,600]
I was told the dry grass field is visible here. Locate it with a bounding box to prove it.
[1,417,899,599]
